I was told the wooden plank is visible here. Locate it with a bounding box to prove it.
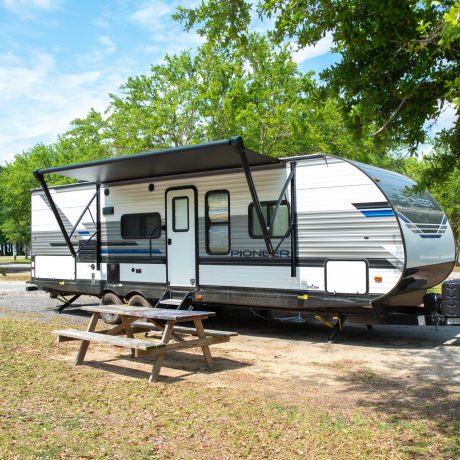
[53,329,165,350]
[57,335,80,343]
[80,305,215,321]
[194,318,214,369]
[131,321,238,337]
[75,312,100,365]
[149,321,174,383]
[144,335,230,356]
[132,320,186,343]
[121,316,136,357]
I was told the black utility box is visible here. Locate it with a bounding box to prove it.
[442,278,460,317]
[107,263,120,284]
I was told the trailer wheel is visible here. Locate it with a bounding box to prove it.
[100,292,123,324]
[128,295,153,309]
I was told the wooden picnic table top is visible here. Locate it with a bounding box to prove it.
[81,305,216,322]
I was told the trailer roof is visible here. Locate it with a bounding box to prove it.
[34,137,279,184]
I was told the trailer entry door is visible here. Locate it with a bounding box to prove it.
[166,188,197,287]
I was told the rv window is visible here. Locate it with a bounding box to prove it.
[249,201,289,238]
[173,197,189,232]
[121,213,161,239]
[205,190,230,255]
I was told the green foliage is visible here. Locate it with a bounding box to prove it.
[0,33,400,245]
[106,51,207,153]
[176,0,460,171]
[0,144,56,246]
[56,109,111,164]
[0,111,110,246]
[105,34,389,160]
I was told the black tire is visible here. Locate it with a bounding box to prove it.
[128,295,153,308]
[100,292,123,324]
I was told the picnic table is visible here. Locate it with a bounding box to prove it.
[53,305,237,382]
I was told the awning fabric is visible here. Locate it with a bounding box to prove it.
[34,137,279,184]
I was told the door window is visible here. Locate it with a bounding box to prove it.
[173,197,189,231]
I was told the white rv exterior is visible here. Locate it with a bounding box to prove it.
[30,138,456,323]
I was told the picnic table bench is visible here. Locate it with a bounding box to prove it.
[53,305,237,382]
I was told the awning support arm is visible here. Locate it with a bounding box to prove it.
[289,162,297,277]
[33,171,77,258]
[233,138,275,257]
[268,169,294,231]
[69,190,98,239]
[96,184,101,270]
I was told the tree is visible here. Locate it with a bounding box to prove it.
[175,0,460,172]
[106,51,207,153]
[55,109,111,164]
[0,144,58,247]
[0,33,397,248]
[0,111,109,247]
[106,34,391,161]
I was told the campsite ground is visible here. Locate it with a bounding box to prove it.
[0,283,459,459]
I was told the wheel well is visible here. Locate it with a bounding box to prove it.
[125,290,150,302]
[99,289,122,300]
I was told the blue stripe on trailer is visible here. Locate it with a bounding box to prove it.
[100,248,162,254]
[420,234,442,239]
[78,231,91,235]
[395,211,411,223]
[361,210,395,217]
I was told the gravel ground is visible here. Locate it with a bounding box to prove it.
[1,280,459,345]
[1,280,459,392]
[0,286,95,324]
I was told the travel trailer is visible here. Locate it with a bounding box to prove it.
[30,137,458,330]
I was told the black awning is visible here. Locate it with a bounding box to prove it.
[34,137,279,184]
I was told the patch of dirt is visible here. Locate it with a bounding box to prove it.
[53,315,460,419]
[2,286,458,420]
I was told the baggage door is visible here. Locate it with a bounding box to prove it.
[166,188,197,287]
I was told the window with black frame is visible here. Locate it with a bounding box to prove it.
[121,213,161,239]
[249,201,290,238]
[205,190,230,255]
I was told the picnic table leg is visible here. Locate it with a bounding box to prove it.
[149,321,174,383]
[193,318,214,369]
[75,312,100,365]
[120,316,136,357]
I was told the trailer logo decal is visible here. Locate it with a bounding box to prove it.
[231,249,290,258]
[397,194,434,208]
[395,211,447,238]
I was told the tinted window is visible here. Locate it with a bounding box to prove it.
[121,213,161,239]
[249,201,289,238]
[206,190,230,254]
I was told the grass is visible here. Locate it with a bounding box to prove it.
[0,255,31,264]
[0,315,459,459]
[0,272,31,282]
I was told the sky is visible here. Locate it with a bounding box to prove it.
[0,0,342,165]
[0,0,454,165]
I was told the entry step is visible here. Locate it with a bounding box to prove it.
[160,299,183,306]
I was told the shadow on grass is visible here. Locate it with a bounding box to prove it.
[330,349,460,455]
[202,306,460,350]
[83,350,249,383]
